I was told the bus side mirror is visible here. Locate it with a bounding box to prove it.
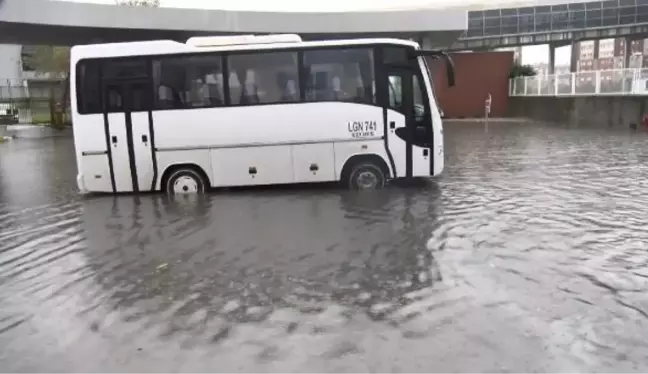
[417,49,456,88]
[444,54,456,88]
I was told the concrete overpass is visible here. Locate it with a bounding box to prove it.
[0,0,467,47]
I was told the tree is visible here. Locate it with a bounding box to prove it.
[22,46,70,75]
[116,0,160,6]
[509,63,537,79]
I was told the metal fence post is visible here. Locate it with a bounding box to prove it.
[6,79,14,117]
[571,72,576,95]
[595,70,601,94]
[523,77,527,96]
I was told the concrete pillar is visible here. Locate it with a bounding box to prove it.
[625,36,632,68]
[570,41,579,72]
[549,44,556,74]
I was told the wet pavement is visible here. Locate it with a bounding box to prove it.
[1,122,648,372]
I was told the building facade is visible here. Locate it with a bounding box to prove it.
[0,44,23,84]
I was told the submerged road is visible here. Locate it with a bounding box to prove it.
[1,122,648,372]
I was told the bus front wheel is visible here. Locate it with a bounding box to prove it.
[345,162,386,190]
[164,167,209,195]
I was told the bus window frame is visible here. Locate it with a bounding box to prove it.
[74,43,431,116]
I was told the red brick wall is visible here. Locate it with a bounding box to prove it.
[429,51,514,118]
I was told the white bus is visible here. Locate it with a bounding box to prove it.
[70,34,454,194]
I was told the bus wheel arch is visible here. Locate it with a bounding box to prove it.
[161,163,211,194]
[340,154,390,190]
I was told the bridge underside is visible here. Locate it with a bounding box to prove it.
[0,21,464,47]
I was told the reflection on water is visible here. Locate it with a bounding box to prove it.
[2,123,648,372]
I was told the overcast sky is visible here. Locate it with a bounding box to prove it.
[59,0,579,65]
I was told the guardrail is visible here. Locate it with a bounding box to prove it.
[509,68,648,97]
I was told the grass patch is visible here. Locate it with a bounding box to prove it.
[31,113,52,125]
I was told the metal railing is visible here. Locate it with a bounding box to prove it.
[0,81,66,124]
[510,68,648,97]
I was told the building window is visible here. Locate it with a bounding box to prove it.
[227,52,299,105]
[153,55,224,110]
[302,48,375,104]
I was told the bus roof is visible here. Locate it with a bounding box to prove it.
[71,37,420,61]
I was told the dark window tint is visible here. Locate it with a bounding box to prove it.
[485,17,502,35]
[485,9,500,17]
[468,11,484,19]
[302,48,375,104]
[76,60,102,114]
[153,55,224,110]
[227,52,299,105]
[638,4,648,21]
[467,18,484,36]
[77,58,152,114]
[103,59,148,80]
[129,82,153,112]
[519,6,534,14]
[570,10,586,28]
[535,12,551,31]
[619,5,637,23]
[552,10,570,29]
[103,80,152,113]
[602,7,619,25]
[586,9,603,26]
[102,59,152,113]
[383,47,409,65]
[502,16,519,34]
[519,14,535,33]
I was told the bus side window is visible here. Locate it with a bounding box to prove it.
[153,55,224,110]
[412,75,427,121]
[228,52,299,106]
[388,75,403,110]
[76,60,102,114]
[303,48,375,105]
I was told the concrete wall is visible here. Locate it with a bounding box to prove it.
[508,96,648,128]
[0,44,22,83]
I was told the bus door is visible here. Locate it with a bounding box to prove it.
[385,64,434,178]
[102,78,155,193]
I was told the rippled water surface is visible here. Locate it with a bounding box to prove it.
[2,122,648,372]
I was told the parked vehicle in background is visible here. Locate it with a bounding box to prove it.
[70,34,455,195]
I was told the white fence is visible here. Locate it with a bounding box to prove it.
[509,68,648,97]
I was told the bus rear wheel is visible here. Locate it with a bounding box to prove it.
[345,162,386,190]
[164,167,208,195]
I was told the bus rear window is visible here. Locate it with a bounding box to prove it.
[76,60,102,114]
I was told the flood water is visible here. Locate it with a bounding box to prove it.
[1,122,648,372]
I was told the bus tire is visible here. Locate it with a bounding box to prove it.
[164,166,209,195]
[345,161,386,190]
